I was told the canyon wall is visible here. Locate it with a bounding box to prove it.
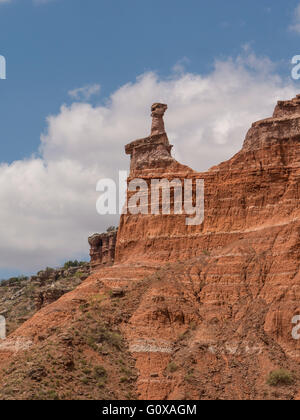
[114,98,300,398]
[1,97,300,400]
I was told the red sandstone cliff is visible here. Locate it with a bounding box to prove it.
[0,97,300,400]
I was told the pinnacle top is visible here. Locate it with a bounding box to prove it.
[151,103,168,136]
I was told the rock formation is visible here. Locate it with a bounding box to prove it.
[117,98,300,267]
[35,288,67,311]
[0,263,90,336]
[1,97,300,400]
[151,103,168,136]
[88,230,117,271]
[125,103,178,176]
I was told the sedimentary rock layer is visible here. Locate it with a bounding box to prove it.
[1,97,300,400]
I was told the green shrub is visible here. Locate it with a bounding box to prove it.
[120,366,132,376]
[86,335,98,351]
[94,365,107,379]
[267,369,294,386]
[106,226,117,232]
[75,271,83,278]
[46,390,60,400]
[107,332,123,350]
[167,362,178,373]
[63,260,85,269]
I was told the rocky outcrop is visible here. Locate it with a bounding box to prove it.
[0,263,90,334]
[35,288,67,311]
[88,230,117,271]
[125,133,174,175]
[243,95,300,153]
[30,265,90,286]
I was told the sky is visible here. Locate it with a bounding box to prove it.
[0,0,300,278]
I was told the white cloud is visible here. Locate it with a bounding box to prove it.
[289,3,300,33]
[68,84,101,101]
[0,51,297,274]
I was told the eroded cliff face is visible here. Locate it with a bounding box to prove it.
[0,98,300,400]
[88,231,117,271]
[113,97,300,399]
[116,97,300,267]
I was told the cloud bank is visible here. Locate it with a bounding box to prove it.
[0,52,297,274]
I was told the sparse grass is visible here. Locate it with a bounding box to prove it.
[178,330,188,341]
[202,250,210,256]
[267,369,294,387]
[184,373,195,383]
[125,392,135,400]
[120,366,132,376]
[0,264,141,401]
[108,332,123,349]
[189,321,197,331]
[85,326,123,352]
[166,362,178,373]
[93,365,107,380]
[79,303,89,312]
[184,368,195,383]
[81,377,89,385]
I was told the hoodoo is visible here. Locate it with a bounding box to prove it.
[125,102,176,175]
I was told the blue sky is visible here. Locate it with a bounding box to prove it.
[1,0,299,162]
[0,0,300,278]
